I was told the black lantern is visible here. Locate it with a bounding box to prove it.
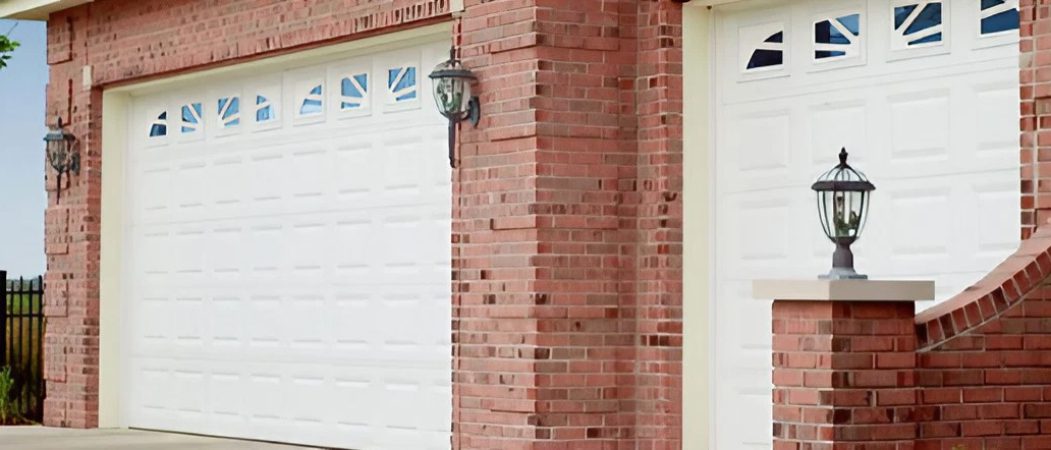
[44,116,79,202]
[428,48,480,168]
[811,148,875,279]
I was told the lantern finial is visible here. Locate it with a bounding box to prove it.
[839,147,848,165]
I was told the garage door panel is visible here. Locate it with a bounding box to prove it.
[714,1,1019,447]
[122,40,452,449]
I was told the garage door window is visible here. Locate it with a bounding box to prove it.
[255,94,276,124]
[180,103,202,134]
[149,112,167,137]
[387,66,418,102]
[299,85,324,115]
[340,74,369,111]
[217,97,240,128]
[893,1,944,47]
[981,0,1020,35]
[743,25,785,72]
[814,13,861,60]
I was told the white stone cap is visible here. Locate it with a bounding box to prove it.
[753,279,935,302]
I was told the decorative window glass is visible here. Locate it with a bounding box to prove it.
[387,66,417,102]
[181,103,203,134]
[256,95,275,122]
[980,0,1019,35]
[893,1,943,47]
[814,14,861,60]
[217,97,240,128]
[341,73,369,110]
[747,31,785,70]
[299,85,323,115]
[149,112,167,137]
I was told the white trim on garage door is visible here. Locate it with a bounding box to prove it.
[99,26,453,450]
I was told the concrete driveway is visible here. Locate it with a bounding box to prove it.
[0,427,320,449]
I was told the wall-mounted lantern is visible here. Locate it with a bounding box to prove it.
[812,148,875,279]
[44,116,79,202]
[428,48,480,168]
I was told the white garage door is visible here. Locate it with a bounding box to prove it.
[120,40,452,449]
[713,0,1020,447]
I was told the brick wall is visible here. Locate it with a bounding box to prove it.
[42,0,687,446]
[1021,0,1048,240]
[770,226,1051,448]
[914,227,1051,447]
[454,0,684,447]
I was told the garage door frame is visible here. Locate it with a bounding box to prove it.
[98,22,453,430]
[682,4,717,450]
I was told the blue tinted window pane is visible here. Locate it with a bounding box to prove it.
[747,49,783,69]
[182,104,200,124]
[389,68,417,91]
[909,32,943,45]
[905,3,941,35]
[300,85,323,115]
[982,9,1020,34]
[342,102,362,109]
[181,103,201,133]
[256,95,267,105]
[396,92,417,102]
[257,105,272,122]
[151,112,168,137]
[815,20,850,45]
[838,14,860,34]
[300,100,322,115]
[354,74,368,91]
[342,77,364,98]
[398,67,416,92]
[816,50,848,58]
[982,0,1001,9]
[218,97,240,127]
[764,31,783,43]
[894,4,918,28]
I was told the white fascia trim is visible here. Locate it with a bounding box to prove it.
[0,0,91,20]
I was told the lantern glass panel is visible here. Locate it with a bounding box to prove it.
[432,76,456,116]
[818,189,869,240]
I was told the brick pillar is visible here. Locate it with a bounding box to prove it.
[759,280,930,449]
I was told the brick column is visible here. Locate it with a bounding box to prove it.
[757,280,932,449]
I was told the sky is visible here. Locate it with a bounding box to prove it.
[0,19,46,278]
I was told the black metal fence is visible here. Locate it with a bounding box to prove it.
[0,271,45,423]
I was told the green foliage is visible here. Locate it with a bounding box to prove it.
[0,34,20,70]
[0,366,16,424]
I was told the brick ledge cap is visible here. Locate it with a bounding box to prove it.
[754,279,934,302]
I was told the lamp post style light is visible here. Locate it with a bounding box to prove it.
[428,48,480,168]
[44,116,79,202]
[812,148,875,279]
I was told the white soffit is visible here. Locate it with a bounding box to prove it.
[0,0,91,20]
